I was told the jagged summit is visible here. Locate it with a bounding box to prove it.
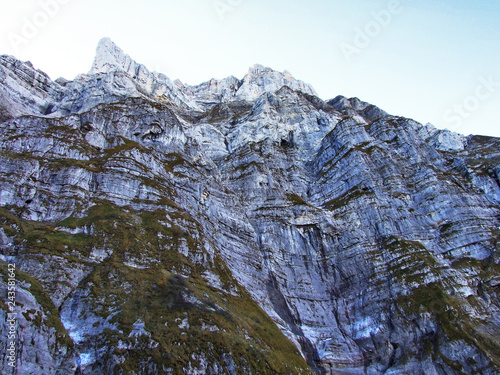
[87,38,317,107]
[89,37,136,75]
[235,63,317,101]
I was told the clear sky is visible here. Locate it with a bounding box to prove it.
[1,0,499,137]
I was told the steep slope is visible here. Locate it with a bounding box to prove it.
[0,38,499,374]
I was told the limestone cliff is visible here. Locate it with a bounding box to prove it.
[0,38,499,374]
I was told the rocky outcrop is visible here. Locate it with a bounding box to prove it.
[0,55,64,120]
[0,38,499,374]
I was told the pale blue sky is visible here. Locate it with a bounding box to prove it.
[1,0,499,136]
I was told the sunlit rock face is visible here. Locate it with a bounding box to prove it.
[1,38,499,375]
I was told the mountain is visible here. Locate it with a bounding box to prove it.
[0,38,499,375]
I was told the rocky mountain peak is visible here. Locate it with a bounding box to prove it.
[235,63,317,101]
[85,39,318,111]
[89,37,137,75]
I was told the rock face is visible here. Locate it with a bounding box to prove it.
[0,38,499,374]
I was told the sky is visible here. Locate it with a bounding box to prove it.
[1,0,499,137]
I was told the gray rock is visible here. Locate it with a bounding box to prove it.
[0,38,499,374]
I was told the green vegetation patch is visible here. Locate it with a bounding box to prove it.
[323,185,372,210]
[382,236,438,281]
[0,260,74,348]
[1,200,311,373]
[286,193,309,206]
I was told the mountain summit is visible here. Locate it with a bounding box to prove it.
[89,37,138,75]
[87,37,317,109]
[0,39,499,374]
